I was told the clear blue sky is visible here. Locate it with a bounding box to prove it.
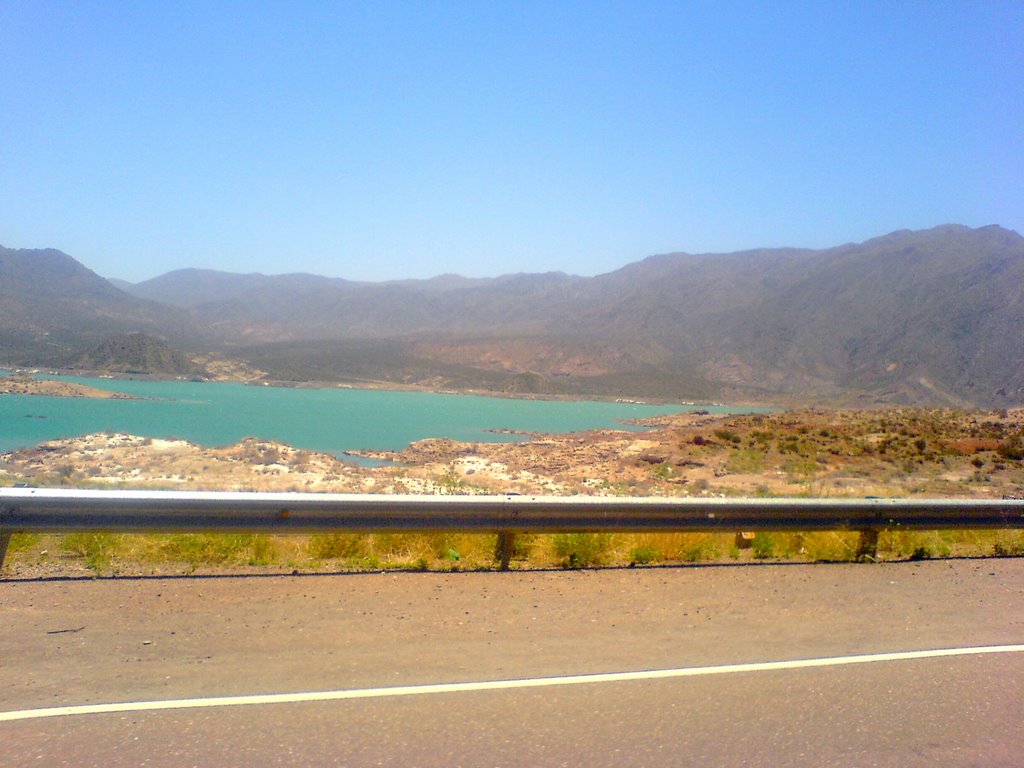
[1,1,1021,282]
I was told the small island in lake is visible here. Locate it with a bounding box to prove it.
[0,374,137,400]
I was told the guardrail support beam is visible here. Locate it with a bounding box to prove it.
[856,528,880,562]
[496,532,515,571]
[0,531,12,573]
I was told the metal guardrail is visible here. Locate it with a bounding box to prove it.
[1,488,1023,571]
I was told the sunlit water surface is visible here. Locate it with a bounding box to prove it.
[0,374,764,457]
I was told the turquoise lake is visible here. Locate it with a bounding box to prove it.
[0,374,761,457]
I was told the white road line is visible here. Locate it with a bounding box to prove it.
[2,644,1021,723]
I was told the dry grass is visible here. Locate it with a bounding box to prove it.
[4,528,1022,576]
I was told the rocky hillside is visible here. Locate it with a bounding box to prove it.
[689,225,1024,407]
[75,332,207,377]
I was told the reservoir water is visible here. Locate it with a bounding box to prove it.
[0,374,761,457]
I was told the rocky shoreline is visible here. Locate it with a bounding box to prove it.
[2,407,1021,500]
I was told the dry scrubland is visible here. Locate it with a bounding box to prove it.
[2,407,1023,575]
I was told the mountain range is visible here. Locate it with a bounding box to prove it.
[1,224,1022,407]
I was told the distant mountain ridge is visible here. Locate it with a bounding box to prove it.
[0,245,202,364]
[126,267,586,341]
[2,224,1022,407]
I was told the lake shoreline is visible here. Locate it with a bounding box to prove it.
[4,406,1020,499]
[1,365,768,409]
[2,371,737,458]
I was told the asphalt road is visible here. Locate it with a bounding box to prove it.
[2,558,1022,767]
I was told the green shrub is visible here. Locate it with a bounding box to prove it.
[629,545,659,565]
[63,532,120,572]
[783,455,819,477]
[249,534,277,565]
[679,535,720,561]
[726,449,766,474]
[714,429,742,444]
[751,532,775,559]
[652,462,673,480]
[553,533,613,568]
[6,533,42,554]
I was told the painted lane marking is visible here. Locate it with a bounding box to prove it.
[2,644,1021,723]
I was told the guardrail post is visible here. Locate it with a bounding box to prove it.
[856,528,879,562]
[496,532,515,571]
[0,530,12,574]
[734,531,755,549]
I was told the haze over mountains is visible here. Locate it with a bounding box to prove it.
[1,224,1022,408]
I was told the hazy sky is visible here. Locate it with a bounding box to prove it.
[2,2,1021,282]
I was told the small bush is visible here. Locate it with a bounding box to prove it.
[997,437,1024,461]
[553,533,613,568]
[249,534,277,565]
[6,533,42,554]
[783,455,819,478]
[679,535,720,561]
[993,532,1024,556]
[651,462,673,480]
[63,532,120,572]
[726,449,766,474]
[629,545,658,565]
[751,532,775,559]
